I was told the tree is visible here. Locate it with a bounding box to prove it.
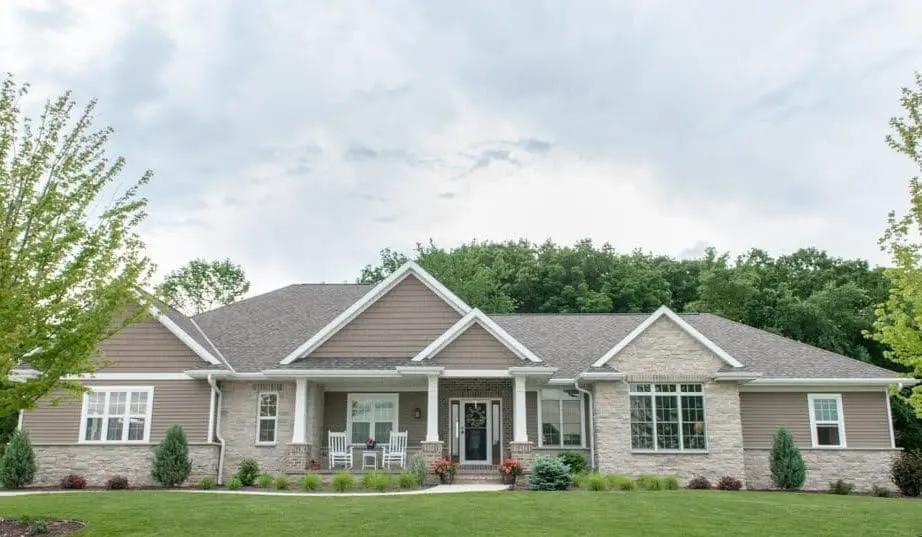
[871,72,922,415]
[0,428,36,489]
[157,258,250,314]
[150,424,192,487]
[769,427,806,490]
[0,76,152,417]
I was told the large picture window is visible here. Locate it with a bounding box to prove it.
[348,394,398,444]
[257,392,279,444]
[79,387,153,443]
[540,388,584,447]
[808,394,846,448]
[629,383,706,451]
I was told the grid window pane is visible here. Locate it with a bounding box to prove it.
[130,392,148,415]
[106,417,124,441]
[541,399,560,445]
[561,400,582,446]
[87,393,105,416]
[374,422,393,442]
[108,392,126,416]
[631,385,707,451]
[351,422,371,444]
[85,418,102,441]
[681,395,707,449]
[629,383,652,393]
[259,394,278,418]
[630,396,654,449]
[655,384,676,393]
[128,417,146,441]
[816,425,840,446]
[813,399,839,422]
[259,418,276,443]
[374,400,395,421]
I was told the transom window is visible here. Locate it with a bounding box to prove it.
[348,394,398,444]
[629,383,706,451]
[808,394,846,448]
[257,392,279,444]
[540,388,584,447]
[80,387,153,443]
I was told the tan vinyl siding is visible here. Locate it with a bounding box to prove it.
[430,323,521,368]
[739,391,892,449]
[22,380,212,444]
[322,391,427,446]
[311,275,461,359]
[97,316,205,372]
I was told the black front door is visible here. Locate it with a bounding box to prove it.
[462,401,489,463]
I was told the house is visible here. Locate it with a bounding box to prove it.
[14,262,914,490]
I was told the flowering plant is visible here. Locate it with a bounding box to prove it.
[365,438,376,450]
[499,458,524,477]
[432,457,459,482]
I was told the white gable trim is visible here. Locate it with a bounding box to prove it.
[411,309,542,363]
[279,261,472,365]
[591,305,743,369]
[148,306,222,366]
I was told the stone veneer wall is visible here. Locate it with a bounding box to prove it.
[32,445,219,487]
[220,380,296,480]
[743,449,900,491]
[593,380,746,485]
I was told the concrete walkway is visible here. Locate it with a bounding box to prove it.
[0,483,510,498]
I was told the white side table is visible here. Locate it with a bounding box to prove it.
[361,450,378,470]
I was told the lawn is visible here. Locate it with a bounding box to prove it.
[1,490,919,537]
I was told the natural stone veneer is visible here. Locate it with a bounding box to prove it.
[220,380,296,480]
[32,444,218,487]
[744,448,900,491]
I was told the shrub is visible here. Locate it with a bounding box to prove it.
[770,427,806,490]
[236,458,259,487]
[716,476,743,491]
[661,475,680,490]
[105,475,129,490]
[226,477,243,490]
[408,453,427,486]
[572,472,592,489]
[256,474,274,489]
[586,473,608,491]
[635,474,662,491]
[686,476,711,489]
[397,472,418,489]
[274,475,289,490]
[828,479,855,495]
[361,471,391,491]
[198,477,215,490]
[890,451,922,497]
[332,471,354,492]
[871,485,892,498]
[0,429,36,489]
[60,474,88,490]
[529,456,572,491]
[298,473,322,491]
[557,452,588,475]
[150,424,192,487]
[30,519,48,535]
[606,474,635,491]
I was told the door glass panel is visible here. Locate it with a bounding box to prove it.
[450,401,460,462]
[491,401,501,465]
[463,402,488,462]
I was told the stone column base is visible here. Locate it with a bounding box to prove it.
[283,443,311,474]
[420,441,445,485]
[508,441,535,490]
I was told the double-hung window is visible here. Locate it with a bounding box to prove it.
[540,388,584,447]
[80,387,153,443]
[348,394,398,444]
[257,392,279,444]
[808,394,846,448]
[629,383,706,451]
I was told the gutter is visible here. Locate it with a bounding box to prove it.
[207,374,226,485]
[572,380,595,470]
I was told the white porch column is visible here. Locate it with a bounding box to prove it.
[292,378,307,444]
[513,373,528,442]
[426,374,439,442]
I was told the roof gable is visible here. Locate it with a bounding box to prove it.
[413,309,542,364]
[148,305,222,366]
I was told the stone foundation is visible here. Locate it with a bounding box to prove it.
[32,444,219,487]
[283,443,311,473]
[743,448,900,491]
[420,441,444,485]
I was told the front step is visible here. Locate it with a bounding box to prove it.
[453,468,505,484]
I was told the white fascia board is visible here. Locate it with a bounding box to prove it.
[713,372,763,382]
[412,309,542,363]
[183,369,235,379]
[395,366,445,375]
[591,305,743,369]
[508,366,556,375]
[578,371,626,381]
[262,369,402,378]
[279,261,472,365]
[69,372,193,381]
[749,377,915,387]
[441,369,511,378]
[547,378,577,385]
[148,306,221,366]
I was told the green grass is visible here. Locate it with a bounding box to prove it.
[0,490,919,536]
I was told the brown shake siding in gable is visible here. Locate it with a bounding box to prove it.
[97,317,205,372]
[22,380,212,445]
[311,275,462,359]
[739,391,892,449]
[429,323,521,368]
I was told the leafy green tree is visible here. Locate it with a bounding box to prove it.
[0,76,152,417]
[158,258,250,314]
[770,427,806,490]
[150,424,192,487]
[0,428,35,489]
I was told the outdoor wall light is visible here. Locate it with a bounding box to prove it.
[414,408,421,420]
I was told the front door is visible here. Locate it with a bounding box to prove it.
[460,401,491,464]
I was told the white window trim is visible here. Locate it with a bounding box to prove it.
[628,383,708,453]
[537,389,586,448]
[807,393,847,448]
[346,393,399,446]
[256,391,279,446]
[78,386,154,444]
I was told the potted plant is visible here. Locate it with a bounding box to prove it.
[364,438,376,451]
[310,459,321,470]
[432,457,458,484]
[499,458,523,485]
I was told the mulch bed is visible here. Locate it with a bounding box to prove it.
[0,518,85,536]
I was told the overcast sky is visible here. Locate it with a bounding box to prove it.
[2,1,921,294]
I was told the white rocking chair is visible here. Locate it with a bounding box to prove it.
[381,431,408,469]
[328,431,353,470]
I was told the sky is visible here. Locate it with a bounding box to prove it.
[2,0,921,294]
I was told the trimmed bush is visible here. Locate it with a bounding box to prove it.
[635,474,662,491]
[606,474,635,491]
[408,453,427,487]
[332,471,354,492]
[198,477,215,490]
[106,475,129,490]
[150,424,192,487]
[397,472,418,489]
[770,427,806,490]
[256,474,274,489]
[60,474,88,490]
[828,479,854,495]
[557,452,588,475]
[298,473,322,491]
[661,475,680,490]
[686,476,711,489]
[585,473,608,491]
[871,485,892,498]
[0,429,35,489]
[236,458,259,487]
[529,456,573,491]
[274,475,289,490]
[226,477,243,490]
[30,518,48,535]
[716,476,743,491]
[890,451,922,497]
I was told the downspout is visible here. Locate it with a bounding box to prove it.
[207,374,226,485]
[573,381,595,470]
